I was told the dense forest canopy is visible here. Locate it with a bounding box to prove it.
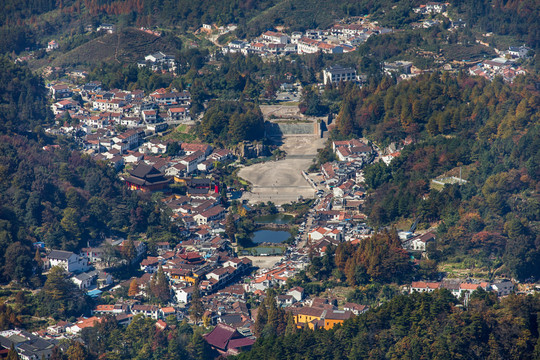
[237,290,540,360]
[198,101,265,146]
[330,72,540,281]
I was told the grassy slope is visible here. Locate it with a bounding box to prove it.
[50,28,181,67]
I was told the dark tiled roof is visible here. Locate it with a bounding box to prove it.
[129,163,160,178]
[203,323,239,350]
[48,250,75,260]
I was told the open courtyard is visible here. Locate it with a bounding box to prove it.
[238,135,325,205]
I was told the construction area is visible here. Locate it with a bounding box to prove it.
[238,105,327,205]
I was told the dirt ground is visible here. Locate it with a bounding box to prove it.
[260,104,304,119]
[244,256,283,269]
[238,135,326,205]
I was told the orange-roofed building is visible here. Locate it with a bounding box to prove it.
[410,281,441,293]
[67,316,102,334]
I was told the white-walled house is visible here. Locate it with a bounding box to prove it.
[131,305,160,319]
[48,250,89,273]
[71,272,94,289]
[287,286,305,302]
[407,232,435,251]
[174,286,193,303]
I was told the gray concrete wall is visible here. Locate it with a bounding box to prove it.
[265,121,315,136]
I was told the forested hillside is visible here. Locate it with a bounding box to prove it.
[1,0,538,55]
[329,72,540,281]
[0,57,176,285]
[237,290,540,359]
[198,101,265,146]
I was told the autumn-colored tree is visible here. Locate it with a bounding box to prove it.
[122,239,137,263]
[128,279,139,297]
[6,344,19,360]
[65,341,90,360]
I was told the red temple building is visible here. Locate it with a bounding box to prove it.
[125,163,171,192]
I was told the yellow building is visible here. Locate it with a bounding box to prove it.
[291,307,354,330]
[292,307,325,329]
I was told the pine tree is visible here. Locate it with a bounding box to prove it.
[150,266,170,303]
[34,248,43,269]
[225,214,237,243]
[189,283,204,323]
[253,301,267,337]
[189,333,213,360]
[285,311,297,335]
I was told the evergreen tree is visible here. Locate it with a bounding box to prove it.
[225,214,237,243]
[254,301,267,337]
[150,266,170,303]
[189,333,213,360]
[189,284,204,323]
[34,248,43,269]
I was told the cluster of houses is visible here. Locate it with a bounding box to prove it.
[43,239,146,292]
[47,79,240,194]
[83,129,231,179]
[135,241,253,302]
[222,18,393,57]
[137,51,177,74]
[317,139,374,197]
[413,2,449,15]
[409,278,514,303]
[0,330,59,360]
[249,256,309,293]
[469,54,528,83]
[48,81,192,134]
[160,180,229,226]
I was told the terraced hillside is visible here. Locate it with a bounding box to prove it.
[50,28,181,67]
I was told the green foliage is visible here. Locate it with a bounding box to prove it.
[0,56,52,133]
[332,72,540,280]
[238,291,540,360]
[198,101,264,146]
[254,290,288,338]
[0,58,182,284]
[299,85,328,116]
[453,0,540,48]
[347,283,399,307]
[35,266,92,319]
[149,265,171,304]
[3,242,34,284]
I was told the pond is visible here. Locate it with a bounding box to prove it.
[254,214,294,225]
[251,230,291,244]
